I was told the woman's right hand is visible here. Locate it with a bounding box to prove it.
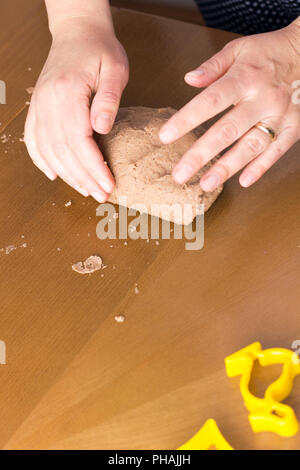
[24,17,129,202]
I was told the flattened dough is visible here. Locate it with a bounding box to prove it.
[72,256,103,274]
[95,107,223,225]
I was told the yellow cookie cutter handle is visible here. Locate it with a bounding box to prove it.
[225,342,300,437]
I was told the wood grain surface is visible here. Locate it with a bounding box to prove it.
[0,0,299,450]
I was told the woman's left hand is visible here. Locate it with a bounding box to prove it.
[159,20,300,191]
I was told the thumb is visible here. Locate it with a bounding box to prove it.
[91,59,129,134]
[184,41,237,88]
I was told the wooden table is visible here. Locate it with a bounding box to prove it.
[0,0,299,450]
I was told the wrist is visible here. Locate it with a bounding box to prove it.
[46,0,114,39]
[50,15,115,43]
[284,17,300,79]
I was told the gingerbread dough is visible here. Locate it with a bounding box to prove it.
[95,107,223,225]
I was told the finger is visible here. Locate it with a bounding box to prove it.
[159,74,241,144]
[239,125,299,187]
[184,42,237,88]
[68,136,115,194]
[199,127,272,191]
[43,135,108,202]
[36,91,108,202]
[24,101,57,181]
[91,59,129,134]
[36,125,90,197]
[172,100,274,185]
[56,80,115,194]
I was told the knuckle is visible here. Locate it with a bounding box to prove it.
[38,141,49,158]
[83,164,94,175]
[115,60,129,81]
[272,144,284,160]
[54,74,81,101]
[252,162,268,177]
[222,41,233,52]
[225,37,242,50]
[54,74,73,90]
[179,114,195,133]
[202,90,222,109]
[192,151,207,169]
[52,141,67,156]
[206,56,223,76]
[182,152,204,171]
[218,120,239,144]
[214,162,230,180]
[193,153,205,167]
[74,156,94,174]
[245,135,265,155]
[99,89,120,105]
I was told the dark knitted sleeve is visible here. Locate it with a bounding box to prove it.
[195,0,300,34]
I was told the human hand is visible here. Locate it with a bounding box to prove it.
[24,17,129,202]
[159,21,300,190]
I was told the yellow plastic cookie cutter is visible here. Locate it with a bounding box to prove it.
[225,342,300,437]
[177,419,233,450]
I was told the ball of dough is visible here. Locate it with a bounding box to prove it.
[95,107,223,225]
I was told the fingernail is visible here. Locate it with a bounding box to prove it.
[173,164,193,184]
[185,69,205,79]
[75,185,89,197]
[91,191,106,203]
[98,179,113,193]
[96,113,112,133]
[44,169,56,181]
[201,174,220,191]
[159,126,178,144]
[240,172,255,187]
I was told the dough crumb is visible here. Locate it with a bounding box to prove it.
[72,255,103,274]
[26,86,34,94]
[5,245,16,255]
[134,284,139,294]
[1,242,27,255]
[114,314,125,323]
[155,241,160,245]
[64,200,72,207]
